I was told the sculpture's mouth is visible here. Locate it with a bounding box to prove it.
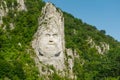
[46,45,56,51]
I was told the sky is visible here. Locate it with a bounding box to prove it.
[44,0,120,41]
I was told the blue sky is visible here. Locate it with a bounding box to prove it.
[44,0,120,41]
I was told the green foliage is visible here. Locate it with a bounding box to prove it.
[0,0,45,79]
[100,29,106,34]
[64,11,120,80]
[0,58,25,79]
[48,72,69,80]
[1,0,120,80]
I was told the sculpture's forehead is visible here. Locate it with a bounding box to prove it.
[43,28,59,34]
[41,21,59,33]
[48,18,58,26]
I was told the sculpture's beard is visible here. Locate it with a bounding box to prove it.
[45,44,58,53]
[38,44,61,57]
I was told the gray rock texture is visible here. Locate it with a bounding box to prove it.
[17,0,27,11]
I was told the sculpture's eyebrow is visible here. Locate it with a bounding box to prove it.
[53,33,57,36]
[46,33,50,36]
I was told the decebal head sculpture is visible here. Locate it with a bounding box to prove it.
[38,18,62,57]
[32,2,65,62]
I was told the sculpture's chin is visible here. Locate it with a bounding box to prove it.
[44,49,60,57]
[45,45,56,50]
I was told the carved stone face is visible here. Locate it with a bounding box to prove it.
[38,24,62,57]
[32,3,65,71]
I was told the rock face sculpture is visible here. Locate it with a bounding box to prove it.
[32,2,65,71]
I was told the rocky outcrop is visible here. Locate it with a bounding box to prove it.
[87,37,110,54]
[0,1,8,26]
[32,2,65,73]
[0,0,27,28]
[17,0,27,11]
[66,49,78,79]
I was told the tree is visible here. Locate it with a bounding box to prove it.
[100,30,106,34]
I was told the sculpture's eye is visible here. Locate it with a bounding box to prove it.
[53,34,57,37]
[46,34,50,37]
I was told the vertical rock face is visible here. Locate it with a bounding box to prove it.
[32,2,65,71]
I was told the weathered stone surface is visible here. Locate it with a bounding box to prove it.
[0,0,27,27]
[66,48,79,79]
[66,49,74,79]
[17,0,27,11]
[9,23,14,30]
[0,1,8,26]
[87,37,110,54]
[32,2,65,71]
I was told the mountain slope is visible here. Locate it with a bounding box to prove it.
[0,0,120,80]
[64,12,120,80]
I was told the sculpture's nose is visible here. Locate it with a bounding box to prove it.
[49,36,54,44]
